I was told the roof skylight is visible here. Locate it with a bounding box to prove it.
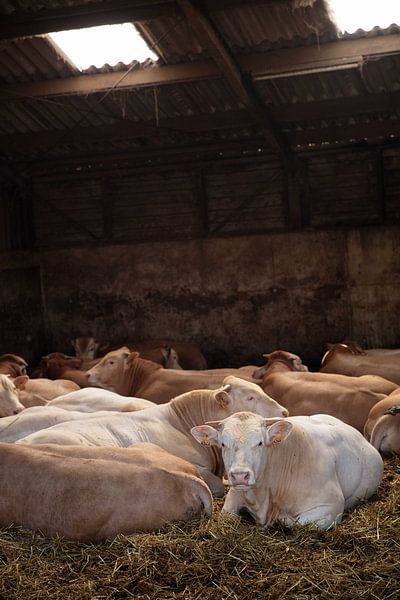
[49,23,158,70]
[328,0,399,34]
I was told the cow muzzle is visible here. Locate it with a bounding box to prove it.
[228,469,254,489]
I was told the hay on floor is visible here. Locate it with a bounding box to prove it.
[0,457,399,600]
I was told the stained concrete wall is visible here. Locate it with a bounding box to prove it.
[1,224,396,368]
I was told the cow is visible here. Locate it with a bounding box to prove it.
[72,336,207,370]
[364,390,400,455]
[0,442,212,541]
[0,374,25,416]
[85,348,262,403]
[13,375,80,407]
[0,406,133,443]
[191,412,383,530]
[15,376,288,496]
[47,388,155,412]
[331,340,400,357]
[320,342,400,385]
[0,353,28,377]
[258,350,397,432]
[34,353,92,387]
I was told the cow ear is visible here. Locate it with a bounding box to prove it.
[252,364,267,379]
[13,375,29,390]
[191,425,220,446]
[213,383,231,408]
[264,420,293,446]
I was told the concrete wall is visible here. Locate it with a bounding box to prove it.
[2,224,398,368]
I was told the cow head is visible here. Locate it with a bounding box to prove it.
[252,351,308,379]
[370,407,400,455]
[192,411,293,489]
[38,353,83,378]
[216,376,289,418]
[0,354,28,374]
[160,345,182,370]
[86,346,133,391]
[72,336,101,360]
[0,374,25,417]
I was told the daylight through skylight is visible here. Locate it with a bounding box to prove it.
[328,0,399,33]
[49,23,158,70]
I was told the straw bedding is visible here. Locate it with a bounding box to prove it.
[0,457,399,600]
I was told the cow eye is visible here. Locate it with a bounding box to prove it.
[258,441,263,446]
[221,442,225,448]
[109,360,115,365]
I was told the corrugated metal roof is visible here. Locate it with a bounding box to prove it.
[0,0,399,160]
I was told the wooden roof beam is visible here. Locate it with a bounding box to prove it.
[0,110,260,152]
[0,0,297,41]
[0,1,180,41]
[176,0,288,153]
[2,35,400,102]
[273,90,400,122]
[291,120,400,147]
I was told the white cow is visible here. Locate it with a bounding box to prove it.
[0,374,25,416]
[0,406,125,443]
[191,412,383,528]
[47,388,155,412]
[14,377,288,496]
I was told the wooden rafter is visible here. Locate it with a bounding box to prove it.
[0,111,260,151]
[292,120,400,147]
[1,35,400,102]
[2,88,400,153]
[273,90,400,123]
[0,0,296,41]
[176,0,287,153]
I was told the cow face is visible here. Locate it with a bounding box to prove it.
[192,412,293,490]
[86,347,133,391]
[370,411,400,455]
[218,376,289,418]
[0,375,25,417]
[72,336,100,360]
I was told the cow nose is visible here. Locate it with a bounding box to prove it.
[282,408,289,417]
[13,408,22,415]
[229,471,251,486]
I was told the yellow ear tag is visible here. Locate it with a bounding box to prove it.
[272,435,282,445]
[217,397,228,409]
[202,435,211,446]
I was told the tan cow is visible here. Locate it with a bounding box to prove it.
[364,389,400,455]
[72,336,206,369]
[13,375,80,407]
[16,376,288,496]
[0,374,25,416]
[85,348,262,403]
[258,350,397,432]
[0,442,212,541]
[320,342,400,384]
[0,353,28,377]
[34,353,91,387]
[192,412,383,530]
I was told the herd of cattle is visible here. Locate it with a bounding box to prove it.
[0,337,399,541]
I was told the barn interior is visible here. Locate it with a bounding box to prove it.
[1,0,400,369]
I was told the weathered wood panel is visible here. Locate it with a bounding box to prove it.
[0,266,44,362]
[111,170,199,242]
[383,147,400,221]
[205,160,285,234]
[301,150,381,227]
[33,176,103,247]
[0,166,32,250]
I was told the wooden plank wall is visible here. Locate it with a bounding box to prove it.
[26,145,400,249]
